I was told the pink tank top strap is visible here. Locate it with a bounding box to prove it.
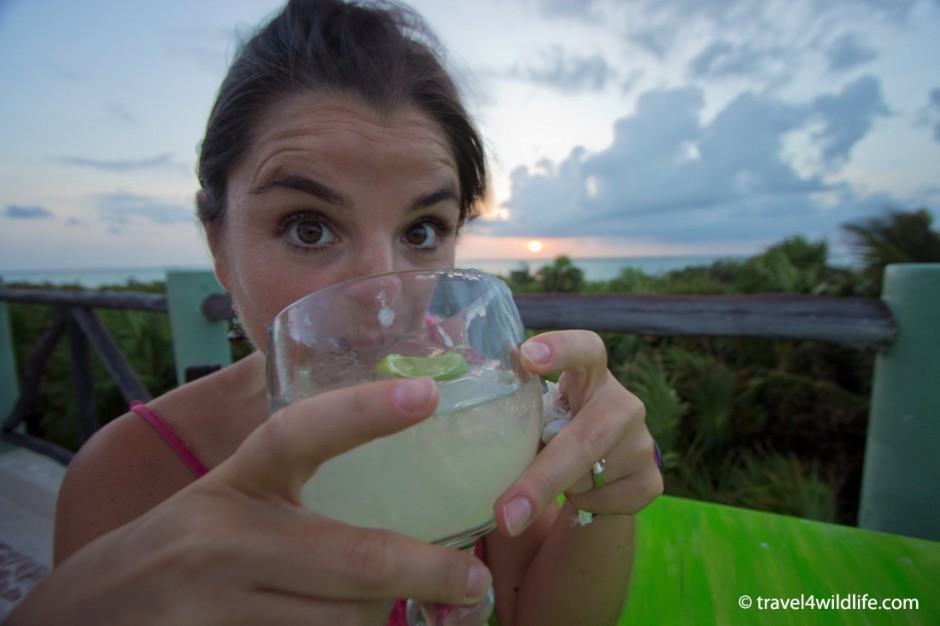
[129,401,210,478]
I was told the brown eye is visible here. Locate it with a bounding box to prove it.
[295,220,323,243]
[403,222,438,248]
[289,219,336,246]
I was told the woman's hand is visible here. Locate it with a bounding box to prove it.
[494,330,662,536]
[9,378,491,625]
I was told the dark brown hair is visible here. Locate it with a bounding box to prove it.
[197,0,485,225]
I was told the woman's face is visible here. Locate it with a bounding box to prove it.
[207,93,461,349]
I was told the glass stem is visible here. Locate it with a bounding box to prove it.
[405,545,494,626]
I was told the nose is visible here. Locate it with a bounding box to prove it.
[346,238,398,280]
[334,268,413,348]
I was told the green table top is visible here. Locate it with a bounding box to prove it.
[623,496,938,625]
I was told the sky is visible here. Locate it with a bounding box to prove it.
[1,0,938,272]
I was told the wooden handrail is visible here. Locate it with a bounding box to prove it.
[0,288,167,312]
[513,293,897,352]
[203,291,897,351]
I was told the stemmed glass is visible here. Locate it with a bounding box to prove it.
[266,268,543,626]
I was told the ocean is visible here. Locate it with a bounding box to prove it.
[0,253,855,288]
[458,255,744,282]
[0,256,734,288]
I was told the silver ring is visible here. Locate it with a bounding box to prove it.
[591,458,607,489]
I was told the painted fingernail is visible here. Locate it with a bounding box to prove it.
[393,378,433,413]
[503,497,532,537]
[465,563,492,601]
[522,341,551,365]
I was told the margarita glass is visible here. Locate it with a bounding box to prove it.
[266,268,543,625]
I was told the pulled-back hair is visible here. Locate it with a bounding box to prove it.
[197,0,485,224]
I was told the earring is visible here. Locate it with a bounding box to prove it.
[228,306,246,343]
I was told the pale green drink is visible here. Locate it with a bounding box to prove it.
[298,369,542,545]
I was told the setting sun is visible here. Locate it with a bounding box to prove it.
[527,240,543,253]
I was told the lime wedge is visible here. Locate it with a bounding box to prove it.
[376,351,469,381]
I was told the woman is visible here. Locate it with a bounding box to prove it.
[11,1,661,624]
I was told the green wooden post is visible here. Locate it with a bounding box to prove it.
[0,278,20,420]
[165,270,231,386]
[858,263,940,541]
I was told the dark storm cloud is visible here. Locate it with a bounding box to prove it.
[473,76,893,244]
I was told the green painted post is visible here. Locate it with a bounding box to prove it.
[165,270,231,386]
[858,263,940,541]
[0,278,20,420]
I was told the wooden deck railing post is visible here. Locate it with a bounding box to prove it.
[858,263,940,542]
[165,270,231,386]
[0,278,20,424]
[66,309,99,444]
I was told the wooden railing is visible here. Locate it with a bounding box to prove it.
[0,287,166,463]
[1,265,938,542]
[202,290,897,350]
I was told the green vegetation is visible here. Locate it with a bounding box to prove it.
[4,208,938,526]
[503,208,939,525]
[4,280,177,451]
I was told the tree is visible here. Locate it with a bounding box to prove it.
[842,208,940,296]
[537,255,585,292]
[735,236,829,294]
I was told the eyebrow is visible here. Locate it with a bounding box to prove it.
[251,174,459,212]
[250,175,349,206]
[411,187,459,211]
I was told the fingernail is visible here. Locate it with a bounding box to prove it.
[503,497,532,537]
[522,341,550,365]
[393,378,433,413]
[465,563,491,601]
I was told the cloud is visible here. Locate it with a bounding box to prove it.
[625,1,768,60]
[57,153,185,173]
[41,61,82,81]
[535,0,602,20]
[547,0,912,79]
[105,102,136,124]
[825,33,878,72]
[809,75,890,168]
[515,47,613,93]
[831,0,919,21]
[95,192,195,233]
[474,77,897,244]
[165,24,246,75]
[688,39,783,80]
[920,87,940,141]
[3,205,56,220]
